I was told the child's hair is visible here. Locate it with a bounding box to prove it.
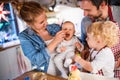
[11,1,44,24]
[62,21,75,29]
[87,21,119,47]
[62,21,74,26]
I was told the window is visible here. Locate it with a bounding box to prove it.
[0,3,19,47]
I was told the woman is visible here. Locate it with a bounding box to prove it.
[13,1,65,73]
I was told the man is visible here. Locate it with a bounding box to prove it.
[79,0,120,79]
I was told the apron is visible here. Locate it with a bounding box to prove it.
[89,47,106,76]
[82,46,107,76]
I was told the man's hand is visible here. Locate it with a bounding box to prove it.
[115,57,120,68]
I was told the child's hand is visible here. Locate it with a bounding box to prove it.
[60,46,66,52]
[73,54,81,63]
[74,47,81,59]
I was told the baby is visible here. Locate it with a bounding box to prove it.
[54,21,84,78]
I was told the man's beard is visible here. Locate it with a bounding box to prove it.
[93,13,102,21]
[88,11,102,21]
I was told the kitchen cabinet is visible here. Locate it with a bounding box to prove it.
[0,45,20,80]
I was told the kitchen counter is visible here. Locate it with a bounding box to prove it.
[14,70,119,80]
[14,70,67,80]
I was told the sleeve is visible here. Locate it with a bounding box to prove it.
[56,43,62,53]
[80,17,92,45]
[19,33,50,72]
[46,23,62,36]
[80,18,87,45]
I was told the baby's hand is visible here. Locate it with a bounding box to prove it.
[60,46,66,52]
[75,42,82,49]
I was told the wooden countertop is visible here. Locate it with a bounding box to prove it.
[14,70,119,80]
[14,70,67,80]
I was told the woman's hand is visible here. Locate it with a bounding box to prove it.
[47,30,65,53]
[54,30,65,44]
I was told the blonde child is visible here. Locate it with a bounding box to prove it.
[54,21,84,78]
[74,21,119,78]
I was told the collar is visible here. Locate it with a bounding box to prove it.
[93,6,118,26]
[108,6,115,22]
[25,27,37,36]
[93,6,115,23]
[108,6,118,25]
